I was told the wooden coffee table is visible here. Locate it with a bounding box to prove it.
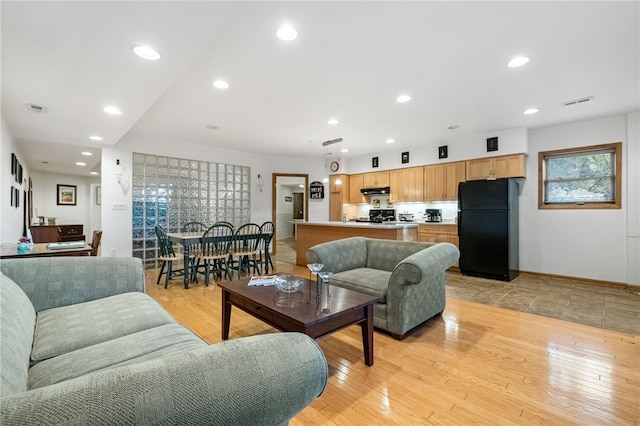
[219,276,377,366]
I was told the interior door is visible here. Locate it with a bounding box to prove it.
[293,193,304,219]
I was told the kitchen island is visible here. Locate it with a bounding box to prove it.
[294,221,418,266]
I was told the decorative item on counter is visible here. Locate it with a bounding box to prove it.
[373,199,380,208]
[17,236,33,254]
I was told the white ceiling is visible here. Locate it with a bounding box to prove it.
[3,1,639,177]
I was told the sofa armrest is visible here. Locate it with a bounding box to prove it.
[0,333,328,426]
[0,257,145,312]
[391,242,460,285]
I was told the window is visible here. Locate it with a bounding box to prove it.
[538,142,622,209]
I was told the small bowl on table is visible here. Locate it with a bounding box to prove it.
[274,274,304,293]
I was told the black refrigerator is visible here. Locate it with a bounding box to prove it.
[458,178,519,281]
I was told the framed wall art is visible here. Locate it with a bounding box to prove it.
[372,157,379,168]
[487,137,499,152]
[438,145,448,159]
[57,184,77,206]
[401,151,410,164]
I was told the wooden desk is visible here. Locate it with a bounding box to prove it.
[0,242,92,259]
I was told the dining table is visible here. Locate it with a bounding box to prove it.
[167,231,273,288]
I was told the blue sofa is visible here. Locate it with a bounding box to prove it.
[0,257,327,425]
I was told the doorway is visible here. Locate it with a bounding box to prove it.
[271,173,308,258]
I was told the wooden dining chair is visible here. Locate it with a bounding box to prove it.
[256,221,275,274]
[155,226,193,289]
[228,223,262,279]
[90,230,103,256]
[181,221,207,281]
[195,223,234,285]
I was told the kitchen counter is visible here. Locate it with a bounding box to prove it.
[293,221,418,266]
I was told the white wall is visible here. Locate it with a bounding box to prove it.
[101,135,329,258]
[29,169,100,231]
[1,116,30,244]
[347,127,528,174]
[520,114,637,285]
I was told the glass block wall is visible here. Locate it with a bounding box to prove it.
[132,152,251,269]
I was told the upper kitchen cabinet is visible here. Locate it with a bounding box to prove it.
[349,173,367,204]
[329,174,350,221]
[329,174,349,194]
[390,167,424,202]
[363,170,390,188]
[465,154,526,181]
[424,161,466,201]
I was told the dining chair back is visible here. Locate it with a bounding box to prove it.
[228,223,262,279]
[155,226,189,289]
[213,221,235,230]
[196,223,234,285]
[257,221,275,274]
[90,230,103,256]
[181,221,208,233]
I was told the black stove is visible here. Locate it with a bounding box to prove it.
[365,209,396,223]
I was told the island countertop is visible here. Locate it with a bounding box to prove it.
[293,221,418,266]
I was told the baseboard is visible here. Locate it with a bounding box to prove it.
[518,269,638,291]
[448,268,638,291]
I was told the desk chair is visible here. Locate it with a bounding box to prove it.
[228,223,261,279]
[196,223,234,285]
[90,230,103,256]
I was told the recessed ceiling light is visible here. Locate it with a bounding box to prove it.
[276,25,298,41]
[507,56,530,68]
[76,162,86,166]
[81,151,93,156]
[396,95,411,103]
[385,139,395,144]
[328,118,339,125]
[131,44,162,61]
[341,148,349,153]
[523,108,539,115]
[90,171,99,175]
[103,106,122,115]
[89,135,103,141]
[212,80,229,89]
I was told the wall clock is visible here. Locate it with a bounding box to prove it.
[330,161,340,172]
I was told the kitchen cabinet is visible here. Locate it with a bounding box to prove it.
[390,167,424,202]
[329,174,350,221]
[418,224,459,267]
[349,173,367,204]
[466,154,526,181]
[423,161,466,201]
[363,171,389,188]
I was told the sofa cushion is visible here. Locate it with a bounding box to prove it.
[0,272,37,397]
[365,239,433,272]
[28,324,207,390]
[32,292,176,363]
[331,268,391,303]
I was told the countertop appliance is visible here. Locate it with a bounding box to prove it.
[424,209,442,223]
[355,209,396,223]
[458,178,519,281]
[398,213,415,221]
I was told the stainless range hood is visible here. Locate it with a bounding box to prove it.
[360,186,390,195]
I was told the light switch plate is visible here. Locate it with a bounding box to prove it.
[112,202,127,210]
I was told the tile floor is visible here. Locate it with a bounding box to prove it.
[275,238,640,335]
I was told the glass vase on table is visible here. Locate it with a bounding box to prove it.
[306,263,323,305]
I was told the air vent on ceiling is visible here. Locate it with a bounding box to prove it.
[26,103,47,113]
[562,96,593,107]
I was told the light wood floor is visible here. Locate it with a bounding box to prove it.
[145,261,640,425]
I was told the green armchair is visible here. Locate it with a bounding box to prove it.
[307,237,459,339]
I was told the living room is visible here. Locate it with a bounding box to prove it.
[1,2,639,424]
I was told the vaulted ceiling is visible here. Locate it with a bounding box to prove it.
[2,1,638,176]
